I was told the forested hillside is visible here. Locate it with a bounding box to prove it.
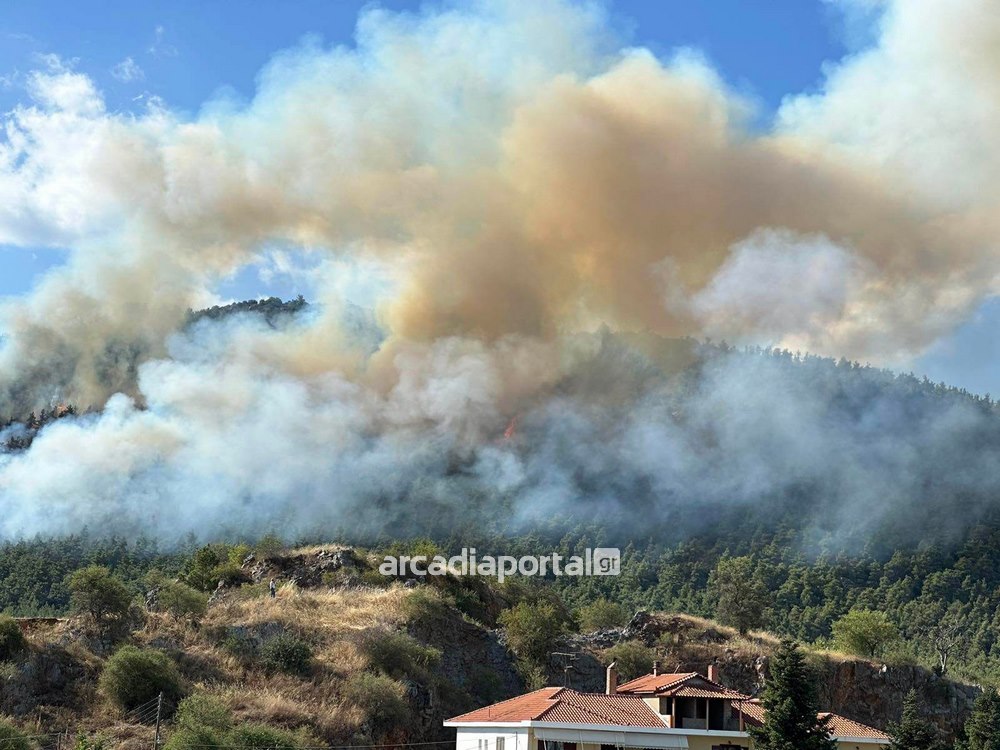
[4,304,1000,690]
[3,522,1000,687]
[0,539,983,747]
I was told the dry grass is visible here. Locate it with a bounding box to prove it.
[288,544,351,557]
[670,613,726,631]
[207,583,410,636]
[133,583,419,739]
[204,674,366,738]
[803,643,859,663]
[17,580,431,741]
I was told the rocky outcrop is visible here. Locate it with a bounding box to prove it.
[242,547,365,588]
[816,659,978,738]
[409,609,523,708]
[0,643,98,717]
[557,611,978,740]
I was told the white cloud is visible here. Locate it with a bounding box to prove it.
[780,0,1000,213]
[147,25,178,58]
[110,57,144,83]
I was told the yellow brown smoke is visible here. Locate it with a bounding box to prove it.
[0,0,998,413]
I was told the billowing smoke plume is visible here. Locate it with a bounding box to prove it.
[0,0,999,540]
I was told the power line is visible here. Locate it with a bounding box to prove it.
[0,734,64,748]
[161,739,478,749]
[0,719,493,750]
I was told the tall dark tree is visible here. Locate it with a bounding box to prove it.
[958,689,1000,750]
[749,640,836,750]
[889,690,940,750]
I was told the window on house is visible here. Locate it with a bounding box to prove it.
[497,739,505,750]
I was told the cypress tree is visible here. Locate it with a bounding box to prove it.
[889,690,940,750]
[959,689,1000,750]
[749,640,836,750]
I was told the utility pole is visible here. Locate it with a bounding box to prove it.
[152,692,164,750]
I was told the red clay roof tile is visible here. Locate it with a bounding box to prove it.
[447,688,667,728]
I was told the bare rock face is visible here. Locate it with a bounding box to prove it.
[407,605,523,711]
[0,643,97,717]
[621,610,660,644]
[242,547,364,588]
[815,660,978,738]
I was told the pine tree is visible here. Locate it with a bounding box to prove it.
[749,640,836,750]
[889,690,940,750]
[958,689,1000,750]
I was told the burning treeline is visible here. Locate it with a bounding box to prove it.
[0,0,1000,540]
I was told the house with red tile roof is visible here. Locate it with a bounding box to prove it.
[445,663,890,750]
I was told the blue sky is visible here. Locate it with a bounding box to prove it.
[0,0,994,395]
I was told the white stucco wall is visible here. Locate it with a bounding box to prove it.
[454,726,531,750]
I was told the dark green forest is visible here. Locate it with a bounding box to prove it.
[4,519,1000,684]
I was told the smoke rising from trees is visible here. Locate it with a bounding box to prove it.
[1,0,999,540]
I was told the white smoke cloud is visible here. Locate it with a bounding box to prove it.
[0,0,997,540]
[691,229,872,350]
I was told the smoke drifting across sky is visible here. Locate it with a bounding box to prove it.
[0,0,999,540]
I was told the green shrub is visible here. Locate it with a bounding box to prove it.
[360,568,393,588]
[99,646,184,714]
[212,562,247,588]
[165,693,309,749]
[832,609,899,659]
[72,734,109,750]
[158,581,209,620]
[468,666,505,703]
[577,599,628,632]
[174,693,232,732]
[254,533,285,560]
[0,616,27,661]
[0,719,32,750]
[182,545,249,592]
[258,633,312,675]
[342,673,412,738]
[498,601,568,663]
[66,566,133,628]
[402,588,453,627]
[360,629,440,681]
[517,661,548,691]
[226,724,304,749]
[220,631,256,662]
[604,641,655,681]
[227,543,253,566]
[163,727,223,750]
[163,694,232,750]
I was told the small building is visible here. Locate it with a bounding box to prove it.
[445,664,889,750]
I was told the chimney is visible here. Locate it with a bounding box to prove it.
[707,664,719,683]
[652,660,661,676]
[606,662,618,695]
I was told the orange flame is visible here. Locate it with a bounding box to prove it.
[503,417,517,441]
